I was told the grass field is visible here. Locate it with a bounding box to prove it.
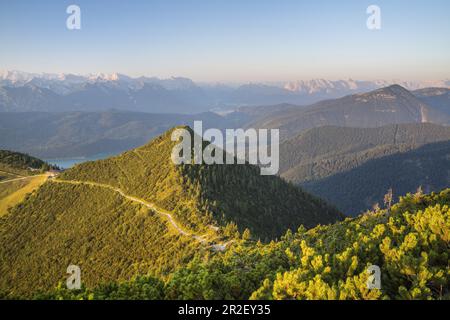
[0,175,49,216]
[0,170,21,182]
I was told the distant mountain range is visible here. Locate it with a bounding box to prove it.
[1,70,449,113]
[246,85,450,139]
[1,84,449,159]
[283,79,450,93]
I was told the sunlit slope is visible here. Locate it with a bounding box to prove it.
[60,126,342,239]
[0,150,54,216]
[0,174,48,216]
[0,127,342,297]
[0,182,201,297]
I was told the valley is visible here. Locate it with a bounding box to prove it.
[247,85,450,140]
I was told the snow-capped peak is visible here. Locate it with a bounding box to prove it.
[283,79,450,93]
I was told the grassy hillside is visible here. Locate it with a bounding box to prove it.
[35,188,450,300]
[60,127,342,239]
[0,150,54,216]
[0,182,202,297]
[303,141,450,215]
[0,171,17,182]
[0,174,49,216]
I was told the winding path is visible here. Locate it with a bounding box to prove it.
[50,178,232,249]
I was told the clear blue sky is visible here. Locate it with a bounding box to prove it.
[0,0,449,82]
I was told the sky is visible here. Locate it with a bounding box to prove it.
[0,0,449,82]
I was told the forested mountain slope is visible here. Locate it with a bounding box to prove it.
[303,141,450,215]
[0,149,52,176]
[414,88,450,116]
[35,189,450,300]
[279,123,450,183]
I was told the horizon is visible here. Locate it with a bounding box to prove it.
[1,69,449,86]
[1,0,449,82]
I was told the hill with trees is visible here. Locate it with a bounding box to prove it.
[59,126,341,239]
[0,149,53,177]
[0,127,341,297]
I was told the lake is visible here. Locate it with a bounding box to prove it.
[44,153,114,169]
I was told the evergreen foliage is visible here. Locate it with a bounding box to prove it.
[34,189,450,300]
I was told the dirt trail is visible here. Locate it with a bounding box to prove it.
[51,178,230,249]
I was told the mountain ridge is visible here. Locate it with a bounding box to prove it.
[248,85,450,140]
